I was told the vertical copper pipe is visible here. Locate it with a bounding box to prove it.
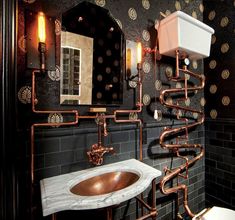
[151,179,157,220]
[159,50,205,217]
[31,70,79,184]
[52,213,56,220]
[106,207,112,220]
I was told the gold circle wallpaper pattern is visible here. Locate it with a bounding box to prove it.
[204,1,235,119]
[128,8,137,20]
[142,0,150,10]
[221,69,230,79]
[18,86,31,104]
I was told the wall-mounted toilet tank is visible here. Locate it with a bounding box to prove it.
[158,11,215,60]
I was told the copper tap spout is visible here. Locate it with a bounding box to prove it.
[87,143,115,166]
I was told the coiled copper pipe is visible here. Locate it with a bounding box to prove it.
[159,51,205,217]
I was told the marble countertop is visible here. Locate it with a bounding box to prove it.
[40,159,162,216]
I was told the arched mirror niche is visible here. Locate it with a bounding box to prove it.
[60,1,125,105]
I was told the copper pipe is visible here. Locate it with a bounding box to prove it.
[114,64,143,161]
[106,207,112,220]
[135,179,157,220]
[52,213,56,220]
[160,147,204,217]
[159,50,205,217]
[31,70,79,184]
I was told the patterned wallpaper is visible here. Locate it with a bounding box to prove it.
[17,0,205,128]
[204,0,235,119]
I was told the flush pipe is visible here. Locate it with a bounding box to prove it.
[159,50,205,218]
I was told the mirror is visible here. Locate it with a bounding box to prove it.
[60,1,125,105]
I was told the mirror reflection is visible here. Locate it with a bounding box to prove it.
[60,1,125,105]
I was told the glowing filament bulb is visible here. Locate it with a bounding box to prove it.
[137,42,142,64]
[38,12,46,43]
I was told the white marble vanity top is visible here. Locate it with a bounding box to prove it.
[40,159,162,216]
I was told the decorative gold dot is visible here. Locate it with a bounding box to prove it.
[209,60,217,69]
[128,8,137,20]
[142,0,150,10]
[211,35,216,45]
[18,86,31,104]
[98,57,103,63]
[193,112,198,119]
[200,97,206,107]
[221,43,229,53]
[142,30,150,41]
[222,96,230,106]
[112,93,117,99]
[165,10,171,16]
[192,11,197,19]
[175,1,181,11]
[97,92,102,99]
[165,66,173,77]
[48,113,63,127]
[185,74,190,80]
[143,62,151,73]
[199,3,204,13]
[106,50,112,56]
[97,74,103,81]
[192,60,198,69]
[143,94,151,106]
[113,76,118,83]
[166,97,173,105]
[209,84,217,94]
[221,69,230,79]
[220,17,229,27]
[155,80,162,91]
[48,65,61,81]
[208,10,216,20]
[129,80,137,88]
[176,82,182,89]
[106,67,111,74]
[210,109,217,119]
[129,112,138,120]
[185,97,190,106]
[95,0,105,7]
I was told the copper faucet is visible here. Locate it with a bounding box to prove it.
[87,113,115,165]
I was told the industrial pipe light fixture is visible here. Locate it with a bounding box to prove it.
[38,12,46,71]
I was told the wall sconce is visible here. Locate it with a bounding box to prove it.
[38,12,46,71]
[26,10,55,71]
[137,42,142,70]
[125,40,143,80]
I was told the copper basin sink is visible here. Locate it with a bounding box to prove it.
[70,171,140,196]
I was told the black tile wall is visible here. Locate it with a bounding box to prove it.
[205,119,235,209]
[29,122,205,220]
